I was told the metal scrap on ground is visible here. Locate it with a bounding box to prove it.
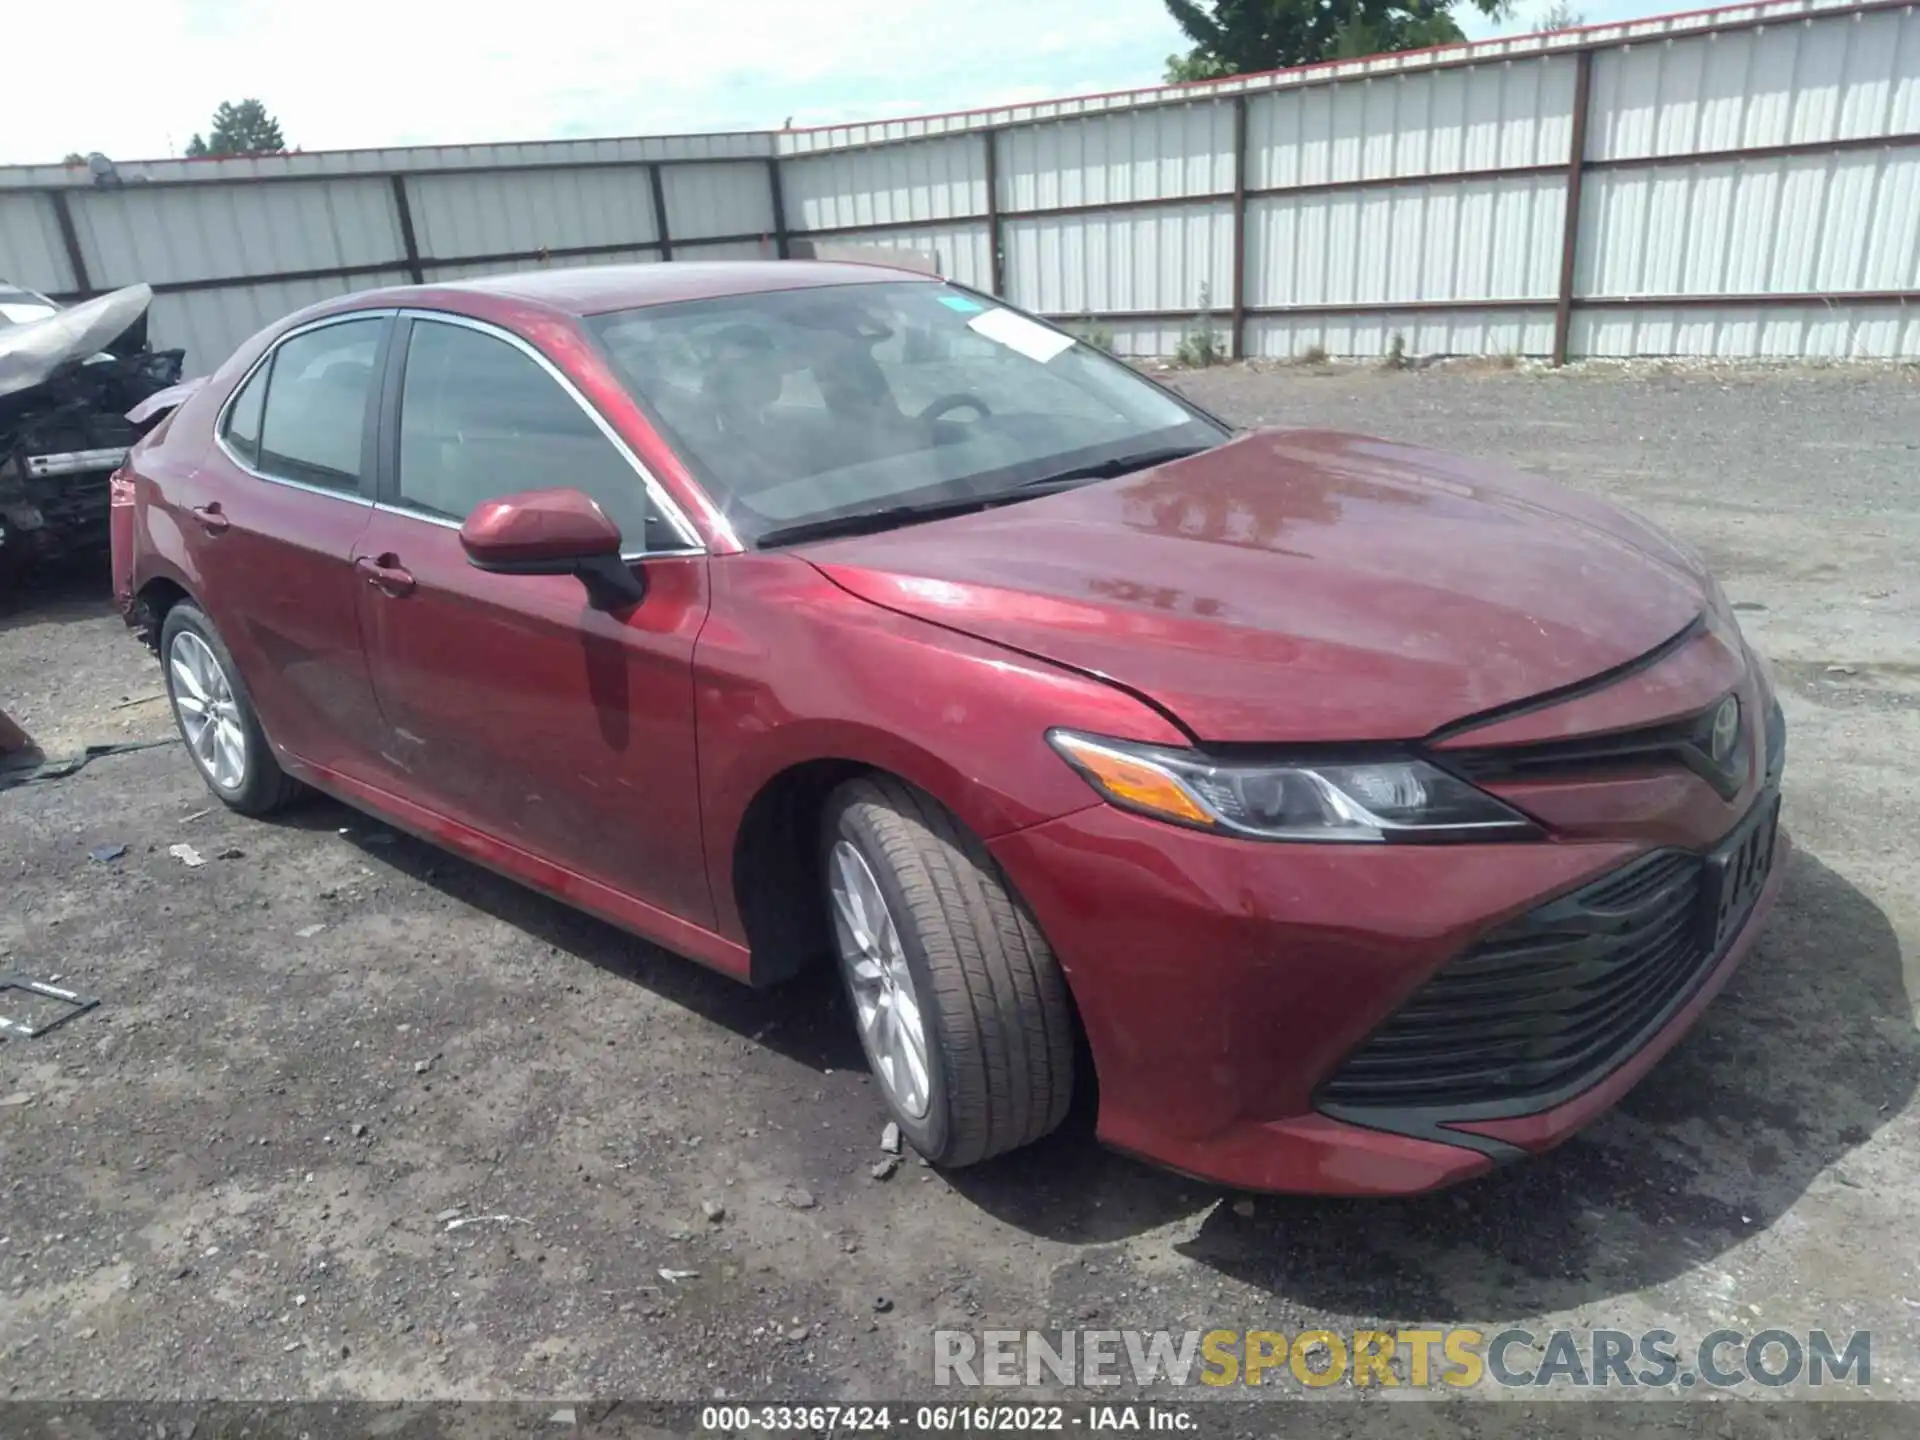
[0,735,179,791]
[0,974,99,1040]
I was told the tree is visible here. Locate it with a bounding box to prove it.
[184,99,288,158]
[1164,0,1513,80]
[62,152,86,165]
[1537,1,1585,28]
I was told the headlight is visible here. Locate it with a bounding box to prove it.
[1047,730,1539,843]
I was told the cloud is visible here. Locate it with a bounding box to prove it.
[6,0,1182,163]
[7,0,1695,166]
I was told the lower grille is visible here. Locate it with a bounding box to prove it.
[1319,847,1716,1112]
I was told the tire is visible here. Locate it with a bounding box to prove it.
[823,775,1074,1167]
[159,601,302,815]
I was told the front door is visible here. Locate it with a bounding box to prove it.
[352,313,715,929]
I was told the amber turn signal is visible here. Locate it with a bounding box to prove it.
[1047,731,1216,828]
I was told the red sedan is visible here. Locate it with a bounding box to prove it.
[111,262,1787,1195]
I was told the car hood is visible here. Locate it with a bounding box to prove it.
[0,283,153,403]
[800,429,1712,743]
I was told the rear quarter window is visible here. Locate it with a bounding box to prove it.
[221,360,270,467]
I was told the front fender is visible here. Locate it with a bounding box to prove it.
[694,552,1185,947]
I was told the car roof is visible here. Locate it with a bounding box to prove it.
[354,260,937,319]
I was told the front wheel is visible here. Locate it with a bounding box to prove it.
[824,776,1075,1167]
[160,601,302,815]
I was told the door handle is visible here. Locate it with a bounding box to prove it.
[354,554,416,598]
[190,502,230,535]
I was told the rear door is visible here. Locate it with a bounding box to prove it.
[190,312,392,778]
[352,311,715,927]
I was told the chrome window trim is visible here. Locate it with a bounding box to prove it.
[395,308,705,555]
[368,500,703,561]
[211,308,396,504]
[372,501,460,531]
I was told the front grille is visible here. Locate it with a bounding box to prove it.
[1446,697,1750,800]
[1318,848,1714,1112]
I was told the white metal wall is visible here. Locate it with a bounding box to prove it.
[1,0,1913,364]
[0,133,781,366]
[775,0,1918,358]
[1572,2,1920,356]
[779,135,994,289]
[773,0,1917,359]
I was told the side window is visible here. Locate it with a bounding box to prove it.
[221,359,270,467]
[256,318,384,494]
[396,320,663,547]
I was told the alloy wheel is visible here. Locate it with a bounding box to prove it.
[169,630,249,791]
[829,838,932,1119]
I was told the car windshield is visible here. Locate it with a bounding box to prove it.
[589,281,1228,546]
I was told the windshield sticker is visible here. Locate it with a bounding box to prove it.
[939,295,986,313]
[967,307,1076,363]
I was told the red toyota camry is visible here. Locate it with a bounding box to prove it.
[111,262,1787,1196]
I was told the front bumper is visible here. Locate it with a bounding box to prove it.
[0,457,119,565]
[990,790,1788,1197]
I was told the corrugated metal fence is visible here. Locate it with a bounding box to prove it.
[2,0,1914,364]
[0,133,783,369]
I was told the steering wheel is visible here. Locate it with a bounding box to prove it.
[918,393,993,425]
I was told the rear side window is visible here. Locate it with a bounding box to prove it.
[255,317,383,494]
[222,360,269,466]
[395,319,662,546]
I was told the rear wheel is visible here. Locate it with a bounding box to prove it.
[160,602,302,815]
[824,775,1075,1167]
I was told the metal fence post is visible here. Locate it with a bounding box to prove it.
[1230,93,1249,360]
[1551,48,1595,367]
[48,190,92,298]
[984,128,1005,298]
[766,156,791,259]
[648,164,674,261]
[389,175,424,284]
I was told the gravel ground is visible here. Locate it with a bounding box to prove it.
[1,363,1917,1417]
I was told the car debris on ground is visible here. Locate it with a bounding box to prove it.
[0,734,177,791]
[444,1213,530,1232]
[0,282,186,584]
[0,974,99,1040]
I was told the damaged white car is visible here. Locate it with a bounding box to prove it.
[0,282,185,580]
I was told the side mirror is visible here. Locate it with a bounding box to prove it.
[459,487,646,609]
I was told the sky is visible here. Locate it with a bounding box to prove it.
[10,0,1698,166]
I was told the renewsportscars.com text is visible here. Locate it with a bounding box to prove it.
[932,1327,1872,1391]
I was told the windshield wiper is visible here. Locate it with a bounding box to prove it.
[757,494,1002,548]
[1013,443,1213,489]
[754,445,1214,549]
[756,476,1100,549]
